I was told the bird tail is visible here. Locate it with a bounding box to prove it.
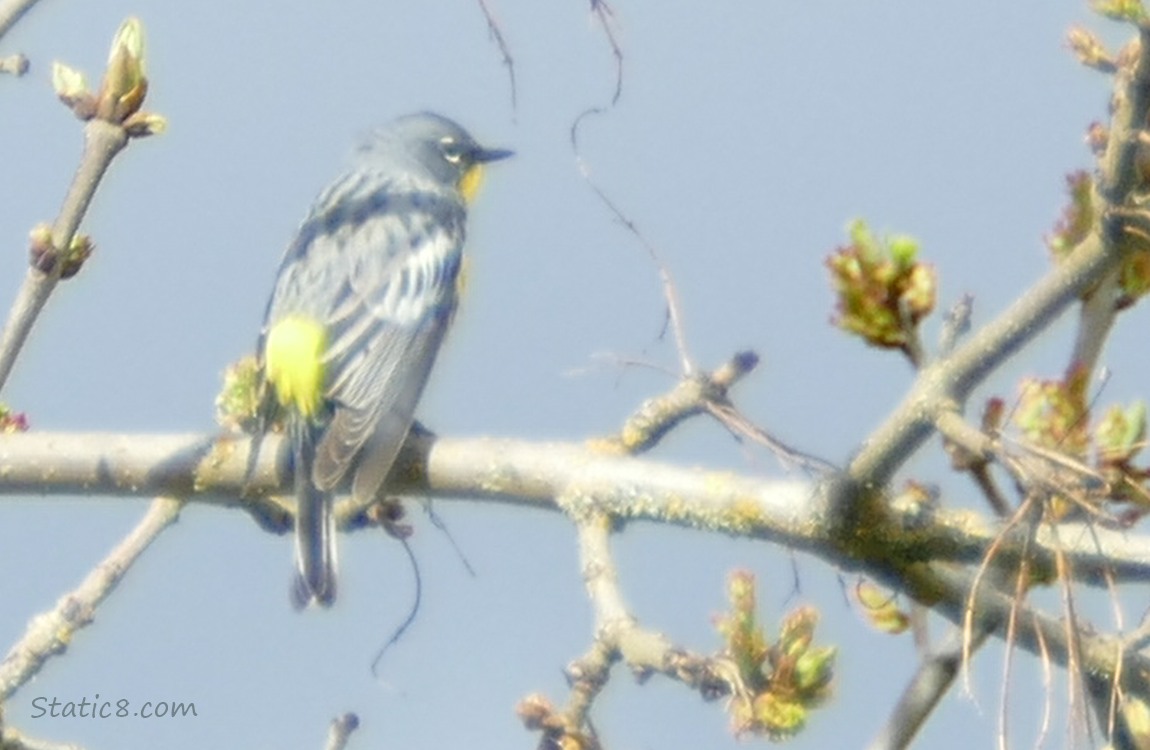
[291,421,337,608]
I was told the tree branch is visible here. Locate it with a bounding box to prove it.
[846,25,1150,489]
[867,620,993,749]
[0,496,183,701]
[0,0,44,43]
[323,713,360,750]
[1,431,1149,586]
[0,120,128,392]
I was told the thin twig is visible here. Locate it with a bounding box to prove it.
[1033,615,1054,750]
[705,398,838,476]
[0,0,44,43]
[323,713,360,750]
[588,0,623,105]
[0,496,184,700]
[1052,527,1094,745]
[570,108,694,374]
[937,293,973,357]
[0,52,27,75]
[560,510,731,736]
[961,495,1041,696]
[594,351,758,455]
[369,535,422,678]
[0,120,129,393]
[475,0,517,112]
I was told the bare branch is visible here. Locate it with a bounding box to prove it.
[520,512,733,746]
[1071,264,1122,377]
[897,562,1150,724]
[562,513,731,725]
[847,26,1150,488]
[937,293,973,358]
[0,726,84,750]
[563,514,628,730]
[1061,29,1150,383]
[475,0,517,112]
[570,108,695,375]
[3,431,1150,591]
[588,0,623,105]
[0,120,129,393]
[705,399,838,475]
[0,52,27,75]
[0,0,44,44]
[323,713,360,750]
[867,627,992,750]
[850,228,1120,485]
[594,351,758,455]
[0,496,183,701]
[0,18,163,395]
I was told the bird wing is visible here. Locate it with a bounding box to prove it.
[318,309,452,502]
[262,173,466,501]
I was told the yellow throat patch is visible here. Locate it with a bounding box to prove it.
[264,315,327,418]
[459,164,485,204]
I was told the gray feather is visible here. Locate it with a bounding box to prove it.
[290,423,336,608]
[256,112,509,607]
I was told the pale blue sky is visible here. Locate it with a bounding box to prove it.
[0,2,1138,748]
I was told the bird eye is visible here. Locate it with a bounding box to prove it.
[439,137,465,164]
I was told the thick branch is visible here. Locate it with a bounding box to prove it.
[867,623,993,750]
[846,230,1116,487]
[1,432,1149,715]
[847,27,1150,488]
[1,431,1149,588]
[898,562,1150,697]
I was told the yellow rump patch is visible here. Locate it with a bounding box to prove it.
[264,315,327,418]
[455,255,470,298]
[459,164,485,204]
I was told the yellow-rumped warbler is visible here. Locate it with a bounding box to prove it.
[257,112,511,608]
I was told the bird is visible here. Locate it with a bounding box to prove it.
[256,112,512,608]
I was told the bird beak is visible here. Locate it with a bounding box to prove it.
[474,147,514,163]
